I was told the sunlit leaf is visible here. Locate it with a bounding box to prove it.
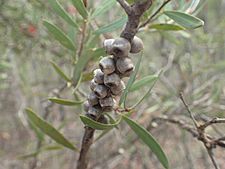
[43,20,76,51]
[91,0,117,18]
[71,0,88,19]
[95,16,127,34]
[25,108,77,150]
[164,11,204,29]
[49,97,83,106]
[48,0,78,27]
[123,115,169,169]
[131,71,161,108]
[149,23,185,31]
[80,115,121,130]
[28,120,44,141]
[50,61,71,82]
[130,74,158,92]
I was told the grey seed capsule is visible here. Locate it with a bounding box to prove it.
[87,92,99,106]
[130,36,144,53]
[90,79,97,91]
[116,57,134,77]
[103,39,115,55]
[94,84,108,99]
[98,115,108,124]
[110,80,125,95]
[83,101,90,112]
[93,69,104,84]
[99,96,115,111]
[99,56,115,75]
[87,105,102,117]
[111,38,131,57]
[104,73,121,88]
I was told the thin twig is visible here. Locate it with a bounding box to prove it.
[139,0,172,28]
[206,148,220,169]
[200,118,225,130]
[179,92,199,128]
[116,0,131,14]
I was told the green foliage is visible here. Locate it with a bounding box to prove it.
[48,0,78,27]
[71,0,88,19]
[48,97,83,106]
[91,0,117,19]
[164,11,204,29]
[130,74,159,92]
[72,48,105,86]
[50,61,71,82]
[43,20,76,51]
[149,23,185,31]
[123,115,169,169]
[80,115,121,130]
[25,108,77,150]
[95,16,128,34]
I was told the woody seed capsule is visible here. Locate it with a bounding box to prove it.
[83,101,90,112]
[130,36,144,53]
[87,105,102,117]
[116,57,134,77]
[99,56,115,75]
[103,39,115,55]
[98,115,108,124]
[87,92,99,106]
[90,79,97,91]
[110,80,125,95]
[111,38,131,57]
[93,69,104,84]
[104,73,121,88]
[99,96,115,111]
[94,84,108,99]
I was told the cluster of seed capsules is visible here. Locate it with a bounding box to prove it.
[83,36,144,122]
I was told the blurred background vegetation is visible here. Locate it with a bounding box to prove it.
[0,0,225,169]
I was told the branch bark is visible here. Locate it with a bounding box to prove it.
[76,1,153,169]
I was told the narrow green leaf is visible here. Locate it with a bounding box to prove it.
[28,120,44,141]
[131,71,161,108]
[18,145,64,159]
[164,11,204,29]
[95,128,112,141]
[72,48,105,87]
[149,23,185,31]
[25,108,77,150]
[130,75,158,92]
[50,61,71,82]
[71,0,88,19]
[18,152,39,159]
[91,0,116,18]
[119,53,143,106]
[48,0,78,27]
[43,20,76,51]
[95,16,127,34]
[49,97,83,106]
[123,115,169,169]
[80,115,121,130]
